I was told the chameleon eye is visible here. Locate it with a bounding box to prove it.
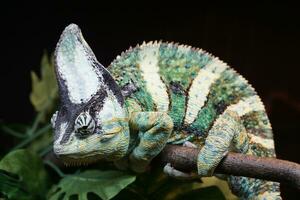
[74,112,95,138]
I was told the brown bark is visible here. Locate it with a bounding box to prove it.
[159,145,300,190]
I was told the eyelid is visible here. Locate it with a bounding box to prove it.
[101,118,129,125]
[105,127,123,134]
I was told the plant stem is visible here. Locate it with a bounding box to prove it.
[44,160,66,178]
[26,111,44,136]
[12,124,51,150]
[39,145,53,157]
[1,125,26,138]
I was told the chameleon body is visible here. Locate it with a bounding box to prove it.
[51,24,281,199]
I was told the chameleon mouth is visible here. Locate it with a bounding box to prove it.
[59,154,104,166]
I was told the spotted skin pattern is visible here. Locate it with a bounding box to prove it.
[109,42,281,199]
[52,24,281,200]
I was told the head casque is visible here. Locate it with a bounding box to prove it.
[51,24,130,164]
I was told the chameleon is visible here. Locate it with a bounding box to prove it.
[51,23,281,199]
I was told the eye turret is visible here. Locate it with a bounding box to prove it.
[74,112,95,138]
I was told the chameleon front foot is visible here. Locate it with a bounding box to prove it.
[129,111,173,173]
[197,111,249,177]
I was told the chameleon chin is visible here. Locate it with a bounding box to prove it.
[51,23,281,199]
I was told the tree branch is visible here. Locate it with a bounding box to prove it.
[158,145,300,190]
[45,144,300,190]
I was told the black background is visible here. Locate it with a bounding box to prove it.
[0,1,299,199]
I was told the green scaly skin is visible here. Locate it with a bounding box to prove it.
[52,24,281,200]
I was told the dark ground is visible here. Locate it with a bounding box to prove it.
[0,1,299,199]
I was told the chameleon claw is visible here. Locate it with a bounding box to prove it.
[163,163,197,180]
[183,141,197,148]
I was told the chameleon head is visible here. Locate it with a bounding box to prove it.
[51,23,130,165]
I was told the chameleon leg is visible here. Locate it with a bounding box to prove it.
[197,111,282,199]
[197,110,249,177]
[129,112,173,173]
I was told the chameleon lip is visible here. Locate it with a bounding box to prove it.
[55,149,104,160]
[59,154,104,166]
[101,133,115,139]
[99,126,124,140]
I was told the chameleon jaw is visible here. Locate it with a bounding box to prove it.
[53,127,130,165]
[59,153,105,166]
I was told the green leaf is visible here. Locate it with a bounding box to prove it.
[176,186,226,200]
[0,169,30,200]
[123,169,236,200]
[30,52,58,114]
[162,176,237,200]
[48,170,136,200]
[198,177,238,200]
[0,149,49,199]
[148,178,203,200]
[131,172,223,200]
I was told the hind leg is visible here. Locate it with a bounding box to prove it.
[197,110,282,199]
[197,110,249,176]
[163,111,260,180]
[163,110,249,180]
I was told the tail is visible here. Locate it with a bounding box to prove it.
[228,175,281,199]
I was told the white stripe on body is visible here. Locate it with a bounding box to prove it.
[226,95,265,116]
[138,43,169,111]
[184,58,228,124]
[218,95,274,149]
[248,134,274,149]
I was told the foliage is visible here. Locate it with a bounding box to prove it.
[0,169,30,200]
[0,53,237,200]
[0,150,49,200]
[30,52,58,115]
[48,170,136,200]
